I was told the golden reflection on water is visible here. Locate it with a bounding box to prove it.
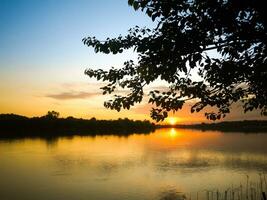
[0,128,267,200]
[169,128,179,138]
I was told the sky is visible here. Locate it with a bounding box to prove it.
[0,0,266,123]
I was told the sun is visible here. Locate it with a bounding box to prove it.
[167,117,178,125]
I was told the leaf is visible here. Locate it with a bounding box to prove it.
[128,0,134,6]
[133,1,139,10]
[152,12,160,21]
[146,9,152,17]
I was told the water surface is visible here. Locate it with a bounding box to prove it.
[0,128,267,200]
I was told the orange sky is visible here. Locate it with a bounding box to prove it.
[0,79,265,124]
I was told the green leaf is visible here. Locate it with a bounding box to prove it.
[133,2,139,10]
[128,0,134,6]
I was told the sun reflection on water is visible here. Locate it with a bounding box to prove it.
[169,128,178,138]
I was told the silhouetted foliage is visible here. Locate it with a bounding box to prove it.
[0,113,155,139]
[83,0,267,122]
[43,111,60,119]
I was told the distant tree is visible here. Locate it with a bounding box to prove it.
[90,117,97,121]
[83,0,266,121]
[45,111,60,119]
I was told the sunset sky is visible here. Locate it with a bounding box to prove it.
[0,0,265,123]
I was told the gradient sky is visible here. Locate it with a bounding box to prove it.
[0,0,265,123]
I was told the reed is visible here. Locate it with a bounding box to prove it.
[182,174,267,200]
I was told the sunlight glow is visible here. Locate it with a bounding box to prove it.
[167,117,178,125]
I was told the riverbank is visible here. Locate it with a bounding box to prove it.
[161,120,267,133]
[0,114,155,138]
[1,113,267,139]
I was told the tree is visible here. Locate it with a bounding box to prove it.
[83,0,267,122]
[45,111,60,119]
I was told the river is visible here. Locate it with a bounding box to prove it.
[0,128,267,200]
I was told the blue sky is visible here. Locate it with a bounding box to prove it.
[0,0,152,72]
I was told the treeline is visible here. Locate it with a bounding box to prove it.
[0,112,155,138]
[173,120,267,133]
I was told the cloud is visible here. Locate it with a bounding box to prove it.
[46,91,100,100]
[60,82,105,89]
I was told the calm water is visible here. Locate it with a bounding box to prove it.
[0,128,267,200]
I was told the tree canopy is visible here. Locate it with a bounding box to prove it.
[44,111,60,119]
[83,0,267,121]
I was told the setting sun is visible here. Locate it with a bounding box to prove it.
[167,117,179,125]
